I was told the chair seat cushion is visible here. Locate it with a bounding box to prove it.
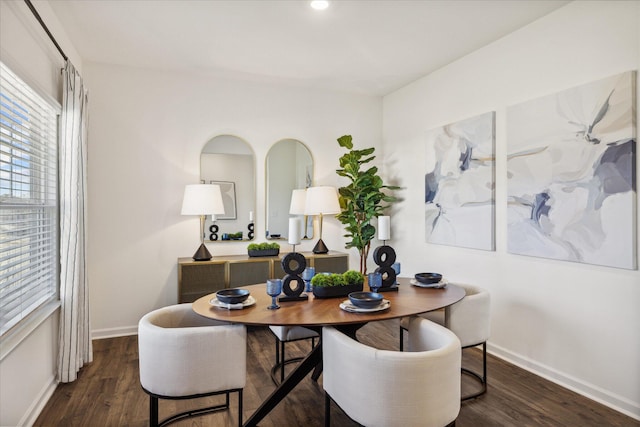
[269,325,318,341]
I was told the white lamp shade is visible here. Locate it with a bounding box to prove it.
[304,186,340,215]
[181,184,225,216]
[289,189,307,215]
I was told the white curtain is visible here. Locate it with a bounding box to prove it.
[57,61,92,383]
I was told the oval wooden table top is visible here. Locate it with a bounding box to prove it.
[192,277,465,326]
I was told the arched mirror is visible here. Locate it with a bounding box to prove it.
[265,139,314,240]
[201,135,256,241]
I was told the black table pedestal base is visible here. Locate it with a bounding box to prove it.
[243,323,365,427]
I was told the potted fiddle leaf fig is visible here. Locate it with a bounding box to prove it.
[336,135,399,274]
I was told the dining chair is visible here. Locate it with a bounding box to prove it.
[400,283,491,400]
[268,326,319,384]
[138,303,247,427]
[323,317,461,427]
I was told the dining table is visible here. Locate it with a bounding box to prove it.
[192,277,466,427]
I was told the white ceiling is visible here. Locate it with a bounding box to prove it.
[47,0,570,96]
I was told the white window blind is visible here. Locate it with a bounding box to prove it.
[0,62,59,336]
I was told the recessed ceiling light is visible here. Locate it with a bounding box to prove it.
[310,1,329,11]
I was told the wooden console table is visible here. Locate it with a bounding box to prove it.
[178,251,348,303]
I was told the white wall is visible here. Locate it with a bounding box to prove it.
[0,1,81,425]
[382,0,640,419]
[83,63,381,337]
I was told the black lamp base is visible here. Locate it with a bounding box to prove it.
[312,239,329,254]
[192,243,212,261]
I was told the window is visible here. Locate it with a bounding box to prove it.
[0,62,59,336]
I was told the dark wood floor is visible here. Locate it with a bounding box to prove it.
[35,319,638,427]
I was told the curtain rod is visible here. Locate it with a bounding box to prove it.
[24,0,68,61]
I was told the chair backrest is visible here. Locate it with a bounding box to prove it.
[138,304,246,397]
[323,318,461,427]
[445,283,490,347]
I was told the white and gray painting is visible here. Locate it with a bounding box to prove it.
[507,71,636,269]
[425,112,495,250]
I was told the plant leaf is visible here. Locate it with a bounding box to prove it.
[337,135,353,149]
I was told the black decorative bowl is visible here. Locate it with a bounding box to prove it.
[414,273,443,284]
[216,288,250,304]
[348,291,384,309]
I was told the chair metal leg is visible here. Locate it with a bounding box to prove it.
[150,395,159,427]
[461,342,487,401]
[280,340,286,383]
[270,336,319,385]
[145,387,242,427]
[399,325,405,351]
[238,389,243,427]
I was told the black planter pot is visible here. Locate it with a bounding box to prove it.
[312,283,364,299]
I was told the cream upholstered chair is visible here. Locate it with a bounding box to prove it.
[268,326,319,384]
[138,304,247,427]
[323,317,461,427]
[400,283,491,400]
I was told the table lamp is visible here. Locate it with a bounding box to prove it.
[304,186,340,254]
[181,184,225,261]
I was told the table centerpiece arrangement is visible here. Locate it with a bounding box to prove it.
[311,270,364,298]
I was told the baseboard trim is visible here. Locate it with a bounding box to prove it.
[91,325,137,340]
[487,342,640,421]
[20,375,57,427]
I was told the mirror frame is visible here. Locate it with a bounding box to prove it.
[265,139,314,241]
[200,134,256,242]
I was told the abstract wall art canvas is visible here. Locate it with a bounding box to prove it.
[425,111,495,251]
[506,71,636,269]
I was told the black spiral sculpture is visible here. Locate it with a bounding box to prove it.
[208,224,219,241]
[373,245,398,291]
[278,252,308,302]
[247,222,254,240]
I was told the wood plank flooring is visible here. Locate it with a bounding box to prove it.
[35,320,638,426]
